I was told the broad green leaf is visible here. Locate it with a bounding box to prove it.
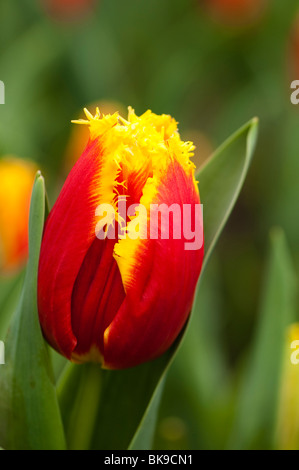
[57,118,259,450]
[197,117,259,271]
[165,257,233,450]
[57,348,178,450]
[90,349,181,450]
[129,380,166,450]
[0,172,66,450]
[0,271,24,340]
[229,228,297,450]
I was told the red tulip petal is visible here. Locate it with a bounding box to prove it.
[38,120,121,357]
[103,158,203,369]
[70,235,125,361]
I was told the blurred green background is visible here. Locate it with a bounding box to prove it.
[1,0,299,450]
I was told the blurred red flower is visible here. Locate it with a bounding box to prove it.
[42,0,95,21]
[203,0,268,27]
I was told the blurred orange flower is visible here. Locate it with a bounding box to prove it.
[0,157,37,273]
[203,0,268,27]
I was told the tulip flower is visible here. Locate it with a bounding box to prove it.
[0,157,37,273]
[38,108,204,369]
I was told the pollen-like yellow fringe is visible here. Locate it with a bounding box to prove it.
[73,106,197,295]
[73,106,196,179]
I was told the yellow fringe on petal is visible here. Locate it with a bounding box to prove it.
[73,106,197,292]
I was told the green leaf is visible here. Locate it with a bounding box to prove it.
[0,172,66,450]
[197,117,259,271]
[0,271,24,340]
[166,257,233,450]
[92,356,176,450]
[58,118,259,450]
[129,380,166,450]
[229,228,297,450]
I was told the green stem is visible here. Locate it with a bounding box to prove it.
[57,362,102,450]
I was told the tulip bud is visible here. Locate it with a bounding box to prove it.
[0,157,37,273]
[38,108,204,369]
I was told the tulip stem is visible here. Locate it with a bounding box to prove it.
[57,362,102,450]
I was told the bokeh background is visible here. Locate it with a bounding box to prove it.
[1,0,299,450]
